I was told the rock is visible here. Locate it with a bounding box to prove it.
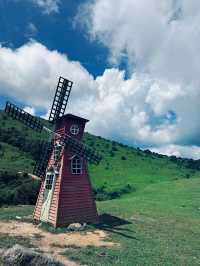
[67,223,83,231]
[2,245,65,266]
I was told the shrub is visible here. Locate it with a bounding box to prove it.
[170,155,177,162]
[89,141,95,147]
[185,174,191,179]
[112,146,118,152]
[121,156,127,160]
[0,171,40,206]
[105,143,110,149]
[93,183,135,201]
[110,151,115,157]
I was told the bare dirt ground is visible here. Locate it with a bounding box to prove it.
[0,220,118,266]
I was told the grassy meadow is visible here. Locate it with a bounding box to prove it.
[0,110,200,265]
[0,176,200,265]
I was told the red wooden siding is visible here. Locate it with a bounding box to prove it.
[56,160,98,226]
[34,114,99,227]
[33,180,45,220]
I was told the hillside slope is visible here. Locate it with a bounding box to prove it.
[1,110,200,265]
[0,110,200,201]
[1,174,200,265]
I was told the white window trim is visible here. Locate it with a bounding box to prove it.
[45,172,55,190]
[71,156,83,175]
[70,124,79,135]
[54,142,62,161]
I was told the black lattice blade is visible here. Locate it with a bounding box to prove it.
[4,101,43,133]
[64,136,102,165]
[33,141,53,178]
[49,77,73,123]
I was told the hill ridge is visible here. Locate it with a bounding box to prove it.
[0,109,200,204]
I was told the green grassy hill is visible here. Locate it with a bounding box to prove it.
[0,109,200,203]
[0,110,200,265]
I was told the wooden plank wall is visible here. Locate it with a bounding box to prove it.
[33,180,45,220]
[56,157,99,226]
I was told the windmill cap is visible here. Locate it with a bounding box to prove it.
[59,113,89,123]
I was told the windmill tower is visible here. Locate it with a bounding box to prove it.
[4,77,101,227]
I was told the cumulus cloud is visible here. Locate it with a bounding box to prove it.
[30,0,60,14]
[23,106,35,116]
[74,0,200,158]
[151,145,200,160]
[0,40,199,159]
[77,0,200,76]
[0,41,94,111]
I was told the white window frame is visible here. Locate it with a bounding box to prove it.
[54,142,62,161]
[45,173,54,190]
[70,124,79,135]
[71,156,83,175]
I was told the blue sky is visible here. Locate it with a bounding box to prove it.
[0,0,200,159]
[0,0,109,76]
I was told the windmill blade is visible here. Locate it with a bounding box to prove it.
[33,141,54,178]
[5,101,43,133]
[49,77,73,123]
[63,135,102,165]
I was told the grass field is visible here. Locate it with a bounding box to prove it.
[0,176,200,266]
[0,110,200,265]
[1,109,200,202]
[62,177,200,266]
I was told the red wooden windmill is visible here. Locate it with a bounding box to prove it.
[4,77,102,227]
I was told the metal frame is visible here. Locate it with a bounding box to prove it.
[49,77,73,123]
[33,141,54,178]
[5,101,43,132]
[63,135,102,165]
[45,172,55,190]
[4,76,102,179]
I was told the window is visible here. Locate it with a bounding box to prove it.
[54,142,62,161]
[71,156,82,174]
[45,173,54,190]
[70,124,79,135]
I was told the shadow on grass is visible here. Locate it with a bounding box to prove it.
[95,213,137,240]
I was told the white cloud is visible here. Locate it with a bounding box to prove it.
[151,145,200,160]
[30,0,60,14]
[0,41,94,111]
[74,0,200,158]
[77,0,200,76]
[23,106,35,116]
[0,41,199,159]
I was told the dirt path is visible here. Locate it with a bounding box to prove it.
[0,221,117,265]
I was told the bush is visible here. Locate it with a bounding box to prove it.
[0,171,40,206]
[185,174,191,179]
[93,183,135,201]
[112,146,118,152]
[110,151,115,157]
[170,155,177,162]
[121,156,127,160]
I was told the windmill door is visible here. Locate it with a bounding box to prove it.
[40,171,56,222]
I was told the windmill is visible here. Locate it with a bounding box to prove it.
[4,76,101,227]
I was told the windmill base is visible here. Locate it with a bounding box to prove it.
[34,212,99,228]
[34,178,99,228]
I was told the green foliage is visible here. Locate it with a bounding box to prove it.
[93,183,134,201]
[0,110,200,206]
[0,233,34,249]
[0,205,34,221]
[62,177,200,266]
[1,176,200,265]
[0,171,40,206]
[109,151,115,157]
